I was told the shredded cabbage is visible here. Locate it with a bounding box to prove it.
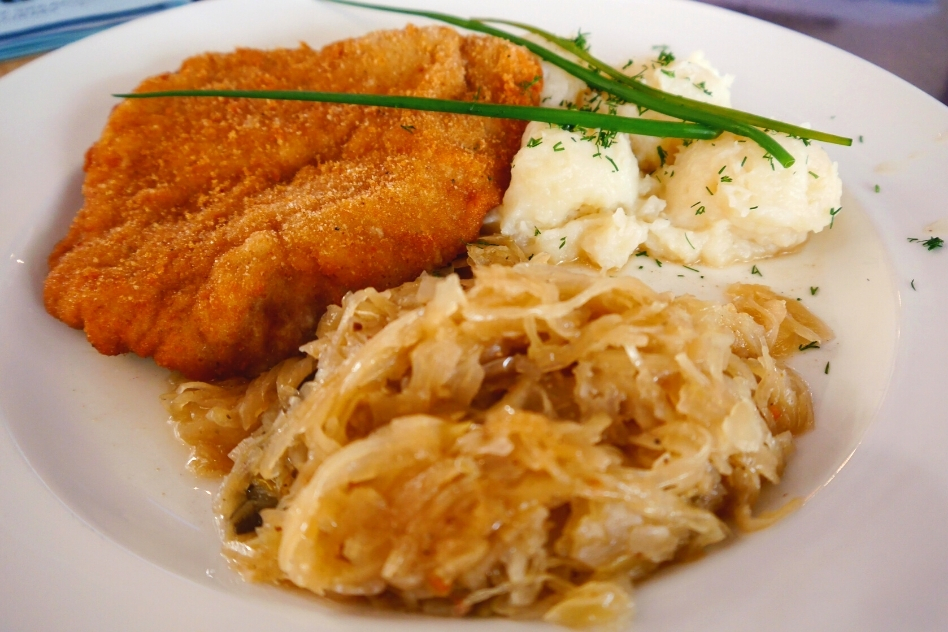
[165,262,831,626]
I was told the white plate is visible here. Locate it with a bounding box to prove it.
[1,0,946,630]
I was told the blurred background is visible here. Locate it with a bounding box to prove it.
[699,0,948,104]
[2,0,947,104]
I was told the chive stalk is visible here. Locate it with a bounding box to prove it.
[478,17,851,147]
[323,0,852,166]
[115,89,719,139]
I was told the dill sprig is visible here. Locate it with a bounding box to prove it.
[114,89,718,140]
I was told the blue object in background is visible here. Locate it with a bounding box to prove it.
[0,0,195,61]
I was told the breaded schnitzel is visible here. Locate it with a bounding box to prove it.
[44,25,541,380]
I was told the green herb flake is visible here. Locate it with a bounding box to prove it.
[911,279,916,290]
[553,141,564,152]
[657,145,667,167]
[683,265,699,273]
[635,250,649,257]
[824,362,830,374]
[519,74,541,92]
[571,29,591,52]
[705,186,714,195]
[695,205,706,215]
[810,286,819,295]
[720,175,732,183]
[740,156,747,167]
[751,265,762,276]
[874,184,881,192]
[809,170,819,179]
[829,207,842,228]
[859,135,864,143]
[559,236,567,249]
[693,80,712,96]
[685,233,695,249]
[799,341,820,351]
[718,165,726,174]
[653,45,675,66]
[534,226,541,236]
[749,205,758,210]
[661,69,675,78]
[526,137,542,148]
[655,259,663,267]
[907,236,944,251]
[606,156,619,172]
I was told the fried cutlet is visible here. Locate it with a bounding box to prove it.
[44,25,541,380]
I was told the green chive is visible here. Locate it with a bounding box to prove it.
[321,1,852,166]
[116,88,720,141]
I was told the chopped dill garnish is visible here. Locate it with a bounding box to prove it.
[824,362,830,374]
[751,265,762,276]
[911,279,916,290]
[763,152,775,170]
[654,258,663,267]
[683,265,699,272]
[693,80,711,96]
[400,124,415,133]
[657,145,667,167]
[559,236,567,249]
[526,137,542,148]
[622,58,635,70]
[534,226,541,236]
[810,286,819,295]
[553,141,564,152]
[829,207,842,228]
[740,156,747,167]
[685,233,695,249]
[705,186,713,195]
[907,236,944,251]
[519,74,541,92]
[718,165,726,174]
[720,175,732,183]
[691,201,701,208]
[809,171,819,178]
[635,250,649,257]
[653,45,675,66]
[798,341,820,351]
[661,69,675,78]
[749,205,758,210]
[605,156,619,172]
[695,205,706,215]
[571,29,591,52]
[874,184,881,192]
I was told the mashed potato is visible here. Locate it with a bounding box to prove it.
[497,121,647,268]
[646,132,842,265]
[619,50,734,173]
[496,48,842,269]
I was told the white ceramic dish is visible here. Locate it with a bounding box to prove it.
[1,0,946,630]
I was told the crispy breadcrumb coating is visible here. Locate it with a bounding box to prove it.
[44,25,541,380]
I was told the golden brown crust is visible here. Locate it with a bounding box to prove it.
[44,25,541,380]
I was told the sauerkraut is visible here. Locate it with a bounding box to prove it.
[164,262,832,627]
